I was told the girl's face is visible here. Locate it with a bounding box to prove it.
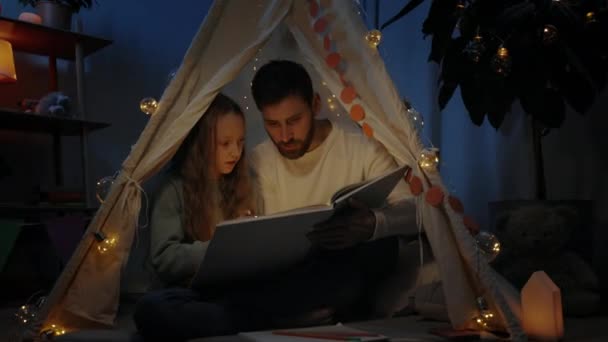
[214,112,245,177]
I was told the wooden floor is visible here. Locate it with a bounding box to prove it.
[194,315,608,342]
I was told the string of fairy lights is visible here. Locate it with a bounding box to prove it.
[357,3,502,331]
[418,144,502,330]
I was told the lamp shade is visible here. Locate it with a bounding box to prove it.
[0,40,17,83]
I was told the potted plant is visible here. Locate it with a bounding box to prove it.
[381,0,607,301]
[382,0,607,200]
[18,0,94,30]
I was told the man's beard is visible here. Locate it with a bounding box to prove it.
[274,123,315,160]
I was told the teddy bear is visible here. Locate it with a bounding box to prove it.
[492,204,601,316]
[35,92,73,117]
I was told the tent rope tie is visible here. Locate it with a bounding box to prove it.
[411,158,427,273]
[122,173,150,230]
[119,173,150,248]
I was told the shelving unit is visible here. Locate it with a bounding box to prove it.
[0,203,99,217]
[0,16,113,299]
[0,108,109,135]
[0,15,113,212]
[0,16,111,59]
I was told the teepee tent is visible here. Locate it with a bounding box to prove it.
[29,0,525,340]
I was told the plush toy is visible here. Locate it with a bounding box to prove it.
[35,92,72,117]
[493,204,601,316]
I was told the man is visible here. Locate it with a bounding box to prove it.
[250,60,416,249]
[248,60,421,321]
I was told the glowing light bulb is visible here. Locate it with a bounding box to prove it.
[482,310,494,320]
[491,45,512,76]
[97,235,118,254]
[585,11,597,24]
[542,24,559,45]
[456,0,466,10]
[327,97,337,111]
[365,29,382,48]
[15,304,35,325]
[95,175,115,204]
[473,315,490,329]
[471,300,495,330]
[139,97,158,115]
[419,148,440,171]
[42,324,67,338]
[475,231,501,262]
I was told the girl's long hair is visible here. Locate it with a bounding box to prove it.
[171,93,251,241]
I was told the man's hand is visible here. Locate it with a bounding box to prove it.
[306,198,376,250]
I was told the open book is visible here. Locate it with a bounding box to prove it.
[190,164,410,289]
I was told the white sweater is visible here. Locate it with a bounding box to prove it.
[250,121,415,240]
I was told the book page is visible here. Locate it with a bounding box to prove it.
[218,204,332,226]
[191,206,335,289]
[330,180,367,203]
[331,164,410,209]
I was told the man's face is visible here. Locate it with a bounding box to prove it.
[261,95,318,159]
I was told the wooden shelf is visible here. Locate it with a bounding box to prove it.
[0,16,112,60]
[0,203,99,217]
[0,108,110,136]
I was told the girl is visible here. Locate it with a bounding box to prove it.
[149,92,253,286]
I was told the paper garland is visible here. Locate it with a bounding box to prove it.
[308,0,481,236]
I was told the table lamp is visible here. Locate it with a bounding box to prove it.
[0,39,17,83]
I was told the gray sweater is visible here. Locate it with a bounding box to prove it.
[150,177,208,286]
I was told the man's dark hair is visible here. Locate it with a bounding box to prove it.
[251,60,314,110]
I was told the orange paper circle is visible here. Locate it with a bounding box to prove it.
[326,53,341,68]
[409,175,423,195]
[340,86,357,104]
[362,122,374,138]
[425,186,445,207]
[463,216,480,235]
[314,18,328,33]
[350,104,365,121]
[310,1,319,17]
[448,196,464,213]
